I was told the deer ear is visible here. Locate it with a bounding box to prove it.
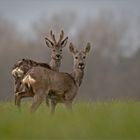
[84,42,91,54]
[61,37,68,48]
[45,38,54,48]
[69,43,75,53]
[69,43,78,54]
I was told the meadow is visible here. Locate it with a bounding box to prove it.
[0,101,140,139]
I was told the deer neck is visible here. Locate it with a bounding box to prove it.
[49,58,61,72]
[72,67,84,87]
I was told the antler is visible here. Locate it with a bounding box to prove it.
[58,30,64,44]
[45,30,67,47]
[50,30,57,44]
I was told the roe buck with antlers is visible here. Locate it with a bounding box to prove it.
[22,42,91,113]
[12,30,68,108]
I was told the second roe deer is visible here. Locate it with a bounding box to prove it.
[22,42,91,113]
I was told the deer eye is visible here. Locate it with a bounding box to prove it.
[83,56,86,59]
[53,49,55,52]
[75,56,78,59]
[50,42,54,46]
[60,49,62,52]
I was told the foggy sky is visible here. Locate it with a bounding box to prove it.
[0,0,140,32]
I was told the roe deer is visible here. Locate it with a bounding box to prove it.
[12,30,68,108]
[22,42,91,113]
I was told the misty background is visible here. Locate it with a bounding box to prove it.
[0,0,140,101]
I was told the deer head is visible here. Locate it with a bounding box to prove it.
[69,42,91,71]
[45,30,68,61]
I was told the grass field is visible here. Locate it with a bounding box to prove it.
[0,101,140,139]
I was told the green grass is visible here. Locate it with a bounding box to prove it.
[0,101,140,139]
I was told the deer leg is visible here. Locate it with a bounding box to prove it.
[15,93,22,111]
[46,95,50,107]
[64,92,73,111]
[15,91,25,111]
[50,100,57,115]
[46,90,55,107]
[30,92,45,113]
[15,91,25,108]
[15,94,18,105]
[14,81,21,92]
[14,80,21,105]
[15,91,32,110]
[65,101,72,111]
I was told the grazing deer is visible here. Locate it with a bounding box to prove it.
[22,42,91,113]
[12,30,68,108]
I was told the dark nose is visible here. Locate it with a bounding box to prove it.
[56,54,60,58]
[79,63,84,67]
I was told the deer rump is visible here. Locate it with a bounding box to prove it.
[22,66,78,102]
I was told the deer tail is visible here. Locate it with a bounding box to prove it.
[22,75,36,88]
